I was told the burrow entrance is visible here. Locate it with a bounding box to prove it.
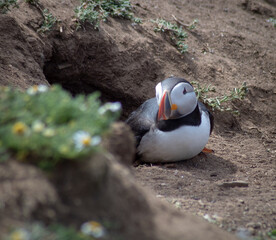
[42,29,162,118]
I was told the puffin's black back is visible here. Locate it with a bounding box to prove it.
[198,101,214,134]
[126,98,158,145]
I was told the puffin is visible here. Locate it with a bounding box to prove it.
[126,77,214,163]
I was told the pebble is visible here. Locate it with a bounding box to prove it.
[198,200,205,206]
[218,181,249,188]
[238,199,245,204]
[210,172,218,177]
[246,222,261,229]
[165,163,177,168]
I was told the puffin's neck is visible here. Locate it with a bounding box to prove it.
[156,104,201,132]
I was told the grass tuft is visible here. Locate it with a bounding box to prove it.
[192,82,248,114]
[267,18,276,28]
[5,223,94,240]
[75,0,141,30]
[0,0,18,14]
[152,18,196,53]
[37,8,57,33]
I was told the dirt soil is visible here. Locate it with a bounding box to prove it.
[0,0,275,239]
[132,0,276,236]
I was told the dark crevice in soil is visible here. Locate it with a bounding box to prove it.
[43,47,142,119]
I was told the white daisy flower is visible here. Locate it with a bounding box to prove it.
[27,85,48,95]
[32,120,45,133]
[42,128,55,137]
[9,228,30,240]
[80,221,106,238]
[98,102,121,115]
[91,135,101,146]
[73,131,101,151]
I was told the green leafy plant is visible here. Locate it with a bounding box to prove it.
[37,8,57,33]
[192,81,248,114]
[25,0,57,33]
[188,19,198,30]
[74,0,141,29]
[0,85,120,169]
[25,0,39,4]
[152,18,189,53]
[268,229,276,239]
[5,223,95,240]
[267,18,276,27]
[253,229,276,240]
[0,0,18,13]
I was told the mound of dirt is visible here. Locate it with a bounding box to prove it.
[53,153,237,240]
[0,124,236,240]
[0,0,275,239]
[0,161,58,237]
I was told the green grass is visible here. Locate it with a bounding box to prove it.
[5,223,97,240]
[25,0,38,4]
[188,19,198,30]
[267,18,276,27]
[0,85,120,170]
[192,81,248,114]
[25,0,57,33]
[0,0,18,13]
[268,229,276,239]
[37,8,57,33]
[75,0,141,30]
[253,229,276,240]
[152,18,190,53]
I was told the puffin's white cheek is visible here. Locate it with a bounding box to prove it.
[176,92,197,116]
[155,82,162,104]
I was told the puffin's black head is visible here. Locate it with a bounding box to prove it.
[155,77,197,121]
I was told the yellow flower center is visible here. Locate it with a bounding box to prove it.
[12,122,27,135]
[89,221,101,227]
[33,85,39,91]
[82,136,91,146]
[10,231,26,240]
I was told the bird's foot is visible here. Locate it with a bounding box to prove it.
[202,147,214,153]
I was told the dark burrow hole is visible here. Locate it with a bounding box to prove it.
[43,55,137,119]
[42,28,163,119]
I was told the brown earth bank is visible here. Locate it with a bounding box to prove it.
[0,0,275,239]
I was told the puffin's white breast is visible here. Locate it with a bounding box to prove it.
[137,111,211,163]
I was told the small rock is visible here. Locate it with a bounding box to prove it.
[218,181,249,188]
[236,227,252,240]
[246,222,261,229]
[210,172,218,177]
[247,227,255,235]
[174,201,182,209]
[165,163,177,168]
[238,199,245,204]
[198,200,205,206]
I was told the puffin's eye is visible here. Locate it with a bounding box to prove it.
[183,88,187,94]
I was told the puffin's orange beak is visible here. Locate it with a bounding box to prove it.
[158,91,171,121]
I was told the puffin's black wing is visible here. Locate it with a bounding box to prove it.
[198,101,214,134]
[126,98,158,145]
